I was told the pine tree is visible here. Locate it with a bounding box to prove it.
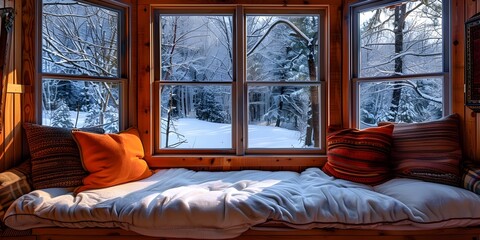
[194,87,229,123]
[104,106,119,132]
[84,104,102,128]
[51,99,74,128]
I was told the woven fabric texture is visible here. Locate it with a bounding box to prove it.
[379,114,462,186]
[0,160,32,225]
[23,123,104,189]
[322,124,394,185]
[463,162,480,194]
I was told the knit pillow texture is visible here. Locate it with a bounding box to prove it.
[322,124,394,185]
[23,123,105,189]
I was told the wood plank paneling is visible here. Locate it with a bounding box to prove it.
[341,0,353,129]
[451,0,467,157]
[0,0,24,172]
[137,3,152,161]
[147,155,326,170]
[128,0,138,128]
[462,0,479,162]
[328,4,343,128]
[477,116,480,160]
[21,0,35,124]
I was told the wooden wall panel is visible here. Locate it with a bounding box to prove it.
[452,0,468,159]
[328,4,343,128]
[454,0,480,163]
[137,3,152,161]
[476,0,480,161]
[0,0,24,172]
[21,0,35,124]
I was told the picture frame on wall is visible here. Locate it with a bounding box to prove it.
[0,7,14,131]
[465,13,480,112]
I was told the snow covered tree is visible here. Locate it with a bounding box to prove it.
[246,16,320,147]
[194,87,229,123]
[358,0,443,126]
[159,15,233,148]
[41,0,120,132]
[50,100,74,128]
[161,86,187,148]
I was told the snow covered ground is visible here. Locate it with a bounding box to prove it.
[162,118,305,149]
[43,111,305,149]
[42,111,89,128]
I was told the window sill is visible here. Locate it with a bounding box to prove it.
[145,155,327,171]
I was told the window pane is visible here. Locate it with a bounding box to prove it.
[247,85,320,148]
[42,79,120,133]
[358,78,443,128]
[160,85,232,148]
[246,15,319,82]
[160,15,233,81]
[42,0,119,77]
[358,0,443,77]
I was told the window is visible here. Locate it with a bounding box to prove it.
[351,0,449,128]
[154,8,326,154]
[40,0,126,132]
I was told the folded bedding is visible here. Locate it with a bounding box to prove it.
[4,168,480,239]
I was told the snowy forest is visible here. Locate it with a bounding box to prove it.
[158,13,321,149]
[357,0,444,128]
[42,0,120,133]
[40,0,444,148]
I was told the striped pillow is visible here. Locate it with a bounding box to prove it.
[379,114,462,186]
[23,123,104,189]
[322,124,394,185]
[0,160,32,225]
[463,161,480,194]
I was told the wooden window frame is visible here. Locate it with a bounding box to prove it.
[151,5,328,157]
[36,0,131,130]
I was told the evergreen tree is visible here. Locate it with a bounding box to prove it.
[51,99,74,128]
[194,87,229,123]
[104,106,119,132]
[84,104,102,128]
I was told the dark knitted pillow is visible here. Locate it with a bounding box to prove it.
[23,123,104,189]
[379,114,462,186]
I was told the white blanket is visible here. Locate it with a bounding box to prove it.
[5,168,480,239]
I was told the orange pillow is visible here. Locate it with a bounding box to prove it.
[72,128,153,193]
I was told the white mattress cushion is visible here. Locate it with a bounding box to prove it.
[4,168,480,239]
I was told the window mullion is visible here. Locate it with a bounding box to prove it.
[234,6,245,156]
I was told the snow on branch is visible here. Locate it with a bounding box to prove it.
[247,19,312,56]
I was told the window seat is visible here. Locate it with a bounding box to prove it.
[4,167,480,239]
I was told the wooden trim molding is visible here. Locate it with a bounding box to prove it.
[146,155,327,170]
[29,227,480,240]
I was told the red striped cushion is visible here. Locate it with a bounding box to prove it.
[322,124,394,185]
[379,114,462,186]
